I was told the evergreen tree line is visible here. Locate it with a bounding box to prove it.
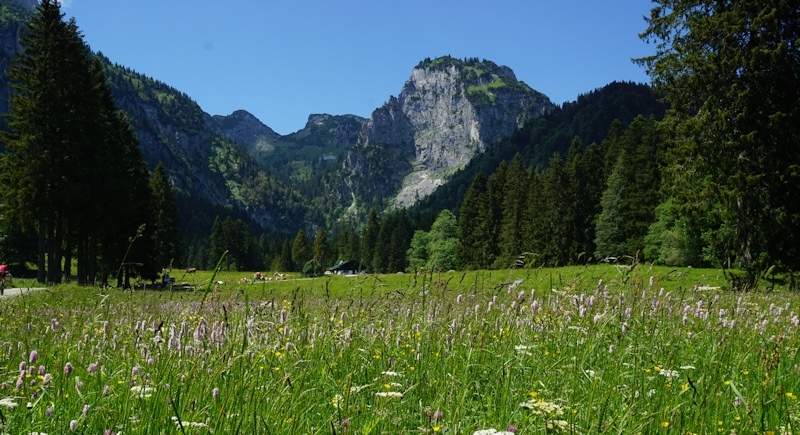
[421,115,662,271]
[0,0,183,285]
[186,209,415,276]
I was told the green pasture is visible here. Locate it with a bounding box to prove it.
[1,265,798,434]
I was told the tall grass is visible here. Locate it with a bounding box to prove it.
[0,266,797,434]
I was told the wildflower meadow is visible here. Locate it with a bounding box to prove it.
[1,265,798,434]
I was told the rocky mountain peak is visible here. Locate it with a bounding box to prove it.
[341,55,554,210]
[208,109,280,156]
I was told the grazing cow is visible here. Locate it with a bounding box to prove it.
[186,268,197,275]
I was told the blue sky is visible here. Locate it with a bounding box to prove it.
[63,1,655,135]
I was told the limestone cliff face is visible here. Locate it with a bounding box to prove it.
[343,96,416,205]
[342,56,553,210]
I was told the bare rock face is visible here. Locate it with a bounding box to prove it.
[342,56,553,210]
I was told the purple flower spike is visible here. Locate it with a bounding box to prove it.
[64,362,73,376]
[29,350,38,364]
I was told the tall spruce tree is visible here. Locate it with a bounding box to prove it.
[312,228,330,270]
[594,116,662,261]
[496,154,529,268]
[291,228,311,271]
[209,216,226,269]
[387,210,413,273]
[570,141,605,261]
[149,163,184,270]
[456,172,493,269]
[637,0,800,286]
[359,209,380,272]
[485,161,508,265]
[527,153,573,266]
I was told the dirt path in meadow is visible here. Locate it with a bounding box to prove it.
[0,286,48,298]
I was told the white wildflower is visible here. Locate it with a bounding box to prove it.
[331,394,343,409]
[349,384,371,393]
[659,369,681,381]
[0,397,19,408]
[130,385,155,398]
[375,391,403,398]
[171,416,208,428]
[697,285,720,291]
[381,371,403,377]
[520,399,565,417]
[515,345,532,356]
[546,420,572,431]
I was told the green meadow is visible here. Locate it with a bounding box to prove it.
[1,265,798,434]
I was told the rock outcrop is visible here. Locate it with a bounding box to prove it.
[295,113,366,152]
[208,109,281,160]
[341,56,553,210]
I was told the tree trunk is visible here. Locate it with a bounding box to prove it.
[76,237,86,284]
[63,230,72,283]
[88,235,98,286]
[47,215,63,284]
[37,215,46,284]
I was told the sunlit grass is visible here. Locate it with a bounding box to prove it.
[1,266,797,433]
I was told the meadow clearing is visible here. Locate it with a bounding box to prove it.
[0,265,798,434]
